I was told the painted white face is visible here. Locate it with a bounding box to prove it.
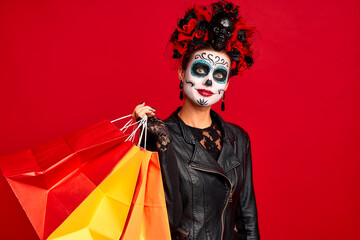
[183,50,230,107]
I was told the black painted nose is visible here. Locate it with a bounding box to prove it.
[205,79,212,86]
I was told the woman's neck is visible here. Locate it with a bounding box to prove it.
[178,97,212,128]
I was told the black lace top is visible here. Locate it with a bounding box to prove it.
[140,115,223,161]
[187,116,223,161]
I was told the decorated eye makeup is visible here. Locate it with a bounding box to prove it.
[191,60,210,77]
[213,66,228,83]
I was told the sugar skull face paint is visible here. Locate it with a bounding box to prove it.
[183,49,230,107]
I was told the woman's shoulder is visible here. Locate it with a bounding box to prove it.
[163,114,178,129]
[163,113,182,136]
[223,121,250,144]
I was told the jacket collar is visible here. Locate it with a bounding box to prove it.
[169,107,240,173]
[170,107,231,145]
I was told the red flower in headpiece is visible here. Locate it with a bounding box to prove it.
[211,0,239,21]
[194,5,212,22]
[194,29,205,39]
[231,60,237,70]
[177,19,198,35]
[237,58,248,73]
[233,41,251,56]
[172,41,188,56]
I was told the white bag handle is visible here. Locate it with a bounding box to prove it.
[111,114,148,149]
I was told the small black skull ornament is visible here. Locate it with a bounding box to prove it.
[208,16,234,51]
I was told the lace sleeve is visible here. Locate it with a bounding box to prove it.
[137,116,171,151]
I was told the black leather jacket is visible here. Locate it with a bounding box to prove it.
[157,107,260,240]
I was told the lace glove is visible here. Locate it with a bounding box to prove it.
[137,116,170,151]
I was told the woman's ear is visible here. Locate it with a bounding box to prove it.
[178,66,185,81]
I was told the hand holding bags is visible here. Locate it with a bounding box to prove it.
[0,115,171,240]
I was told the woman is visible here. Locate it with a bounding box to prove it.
[132,1,260,239]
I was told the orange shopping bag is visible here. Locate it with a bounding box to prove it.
[120,150,171,240]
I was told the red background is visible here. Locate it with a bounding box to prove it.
[0,0,359,239]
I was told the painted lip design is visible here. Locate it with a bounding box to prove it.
[196,89,214,97]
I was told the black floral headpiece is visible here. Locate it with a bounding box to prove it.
[169,0,256,76]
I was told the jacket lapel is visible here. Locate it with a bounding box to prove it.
[171,107,241,176]
[209,109,241,172]
[189,141,227,175]
[217,141,241,172]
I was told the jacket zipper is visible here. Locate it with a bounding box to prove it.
[218,169,237,239]
[188,165,233,240]
[176,227,189,237]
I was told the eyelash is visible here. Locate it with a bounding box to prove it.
[191,60,211,77]
[214,67,228,83]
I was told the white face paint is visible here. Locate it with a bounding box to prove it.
[183,50,230,107]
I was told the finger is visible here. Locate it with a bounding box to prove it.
[141,106,156,112]
[137,109,156,120]
[135,106,155,117]
[137,108,155,117]
[134,102,146,112]
[148,111,156,117]
[132,102,147,120]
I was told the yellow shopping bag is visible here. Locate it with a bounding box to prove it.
[47,146,149,240]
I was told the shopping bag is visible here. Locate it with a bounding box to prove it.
[0,114,171,240]
[120,151,171,240]
[0,118,136,239]
[46,115,171,240]
[47,145,149,240]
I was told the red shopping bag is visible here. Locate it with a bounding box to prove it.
[0,120,134,240]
